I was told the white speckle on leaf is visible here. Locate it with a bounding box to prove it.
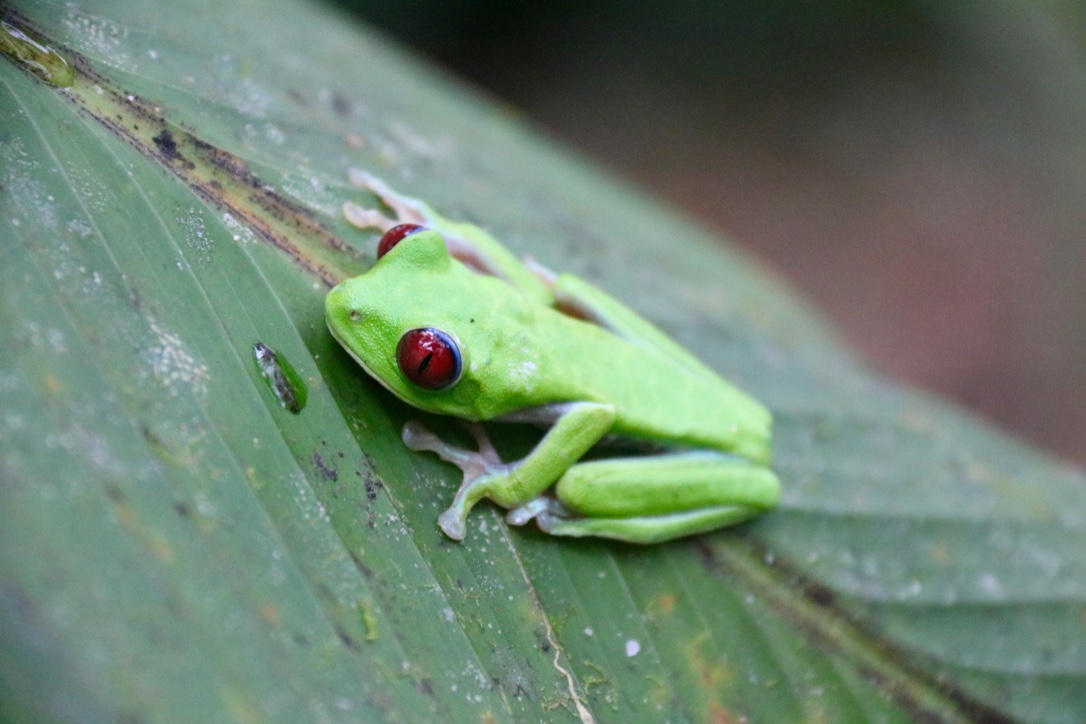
[584,627,594,637]
[278,173,336,218]
[145,319,210,398]
[47,328,68,355]
[225,70,273,119]
[262,122,285,145]
[2,141,58,232]
[221,212,257,245]
[177,208,214,264]
[625,639,640,657]
[62,10,133,71]
[66,218,94,238]
[977,572,1003,597]
[22,322,68,355]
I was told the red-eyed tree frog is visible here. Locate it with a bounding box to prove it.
[325,170,781,543]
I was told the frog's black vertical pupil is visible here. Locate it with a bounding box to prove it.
[416,353,432,376]
[396,328,461,390]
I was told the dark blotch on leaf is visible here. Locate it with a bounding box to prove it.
[253,342,307,413]
[153,129,180,161]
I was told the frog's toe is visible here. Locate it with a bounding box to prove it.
[402,420,442,451]
[438,510,467,540]
[507,497,569,527]
[402,420,505,479]
[534,511,581,537]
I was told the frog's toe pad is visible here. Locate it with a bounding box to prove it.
[505,508,535,527]
[438,510,467,540]
[507,497,568,527]
[402,420,443,451]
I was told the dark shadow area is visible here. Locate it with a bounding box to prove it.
[338,0,1086,463]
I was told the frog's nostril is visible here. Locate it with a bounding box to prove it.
[348,309,362,322]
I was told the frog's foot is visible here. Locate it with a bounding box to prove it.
[402,420,504,480]
[342,200,396,233]
[402,420,510,540]
[505,496,571,527]
[345,168,430,231]
[521,256,558,288]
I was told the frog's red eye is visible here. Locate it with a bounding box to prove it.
[377,224,426,259]
[396,328,461,390]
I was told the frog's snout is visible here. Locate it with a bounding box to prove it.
[325,284,357,333]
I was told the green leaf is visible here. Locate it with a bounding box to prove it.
[2,1,1084,721]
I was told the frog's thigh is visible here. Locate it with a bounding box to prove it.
[554,451,781,518]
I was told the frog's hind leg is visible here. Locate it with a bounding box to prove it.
[537,506,764,544]
[343,169,551,299]
[345,168,434,230]
[511,451,780,544]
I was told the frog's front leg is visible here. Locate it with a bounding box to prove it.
[404,402,616,540]
[401,420,509,487]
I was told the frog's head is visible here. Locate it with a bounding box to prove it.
[326,226,504,417]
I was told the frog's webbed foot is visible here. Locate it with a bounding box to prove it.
[505,496,572,527]
[521,256,558,288]
[402,420,510,540]
[342,201,396,233]
[344,168,430,232]
[402,420,504,480]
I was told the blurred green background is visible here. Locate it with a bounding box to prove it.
[339,0,1086,464]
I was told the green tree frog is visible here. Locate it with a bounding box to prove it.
[325,169,780,544]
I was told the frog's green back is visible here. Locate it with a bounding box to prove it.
[522,306,773,465]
